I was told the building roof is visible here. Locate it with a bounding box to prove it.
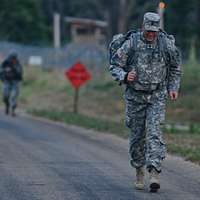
[64,17,108,28]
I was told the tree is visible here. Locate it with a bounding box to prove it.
[118,0,130,33]
[0,0,198,57]
[0,0,49,44]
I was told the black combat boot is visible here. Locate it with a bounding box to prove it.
[149,168,160,192]
[5,104,9,115]
[11,106,16,117]
[4,98,10,115]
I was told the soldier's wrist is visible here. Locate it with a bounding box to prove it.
[167,86,179,93]
[168,89,178,94]
[124,73,128,83]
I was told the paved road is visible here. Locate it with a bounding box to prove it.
[0,112,200,200]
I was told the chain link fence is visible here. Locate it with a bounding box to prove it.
[0,41,108,72]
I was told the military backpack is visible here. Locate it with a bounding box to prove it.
[109,29,175,70]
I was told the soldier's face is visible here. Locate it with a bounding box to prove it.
[144,31,158,42]
[12,58,17,65]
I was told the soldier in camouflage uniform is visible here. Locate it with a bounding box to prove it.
[109,12,181,192]
[0,51,23,116]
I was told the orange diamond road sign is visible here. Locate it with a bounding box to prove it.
[65,62,91,89]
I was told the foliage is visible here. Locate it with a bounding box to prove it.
[0,0,200,56]
[0,0,49,45]
[166,60,200,123]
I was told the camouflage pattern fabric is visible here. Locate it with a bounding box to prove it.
[3,80,20,109]
[0,52,23,111]
[109,30,181,173]
[110,31,181,91]
[143,12,160,32]
[125,88,167,172]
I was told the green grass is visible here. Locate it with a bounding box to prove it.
[167,144,200,164]
[166,60,200,123]
[164,123,200,134]
[28,109,129,138]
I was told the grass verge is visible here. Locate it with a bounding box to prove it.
[167,144,200,165]
[28,108,200,165]
[28,109,128,138]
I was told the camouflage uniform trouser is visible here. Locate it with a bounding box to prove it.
[2,80,20,109]
[125,87,167,173]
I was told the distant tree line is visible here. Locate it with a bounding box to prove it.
[0,0,199,58]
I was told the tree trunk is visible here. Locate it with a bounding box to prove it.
[118,0,129,33]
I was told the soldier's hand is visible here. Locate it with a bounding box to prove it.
[127,71,137,82]
[169,91,178,100]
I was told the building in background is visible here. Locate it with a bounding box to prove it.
[64,17,108,45]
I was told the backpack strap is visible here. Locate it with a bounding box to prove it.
[158,29,173,82]
[126,30,140,67]
[158,29,172,64]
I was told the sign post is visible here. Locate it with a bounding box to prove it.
[158,2,166,30]
[74,88,79,113]
[65,62,91,113]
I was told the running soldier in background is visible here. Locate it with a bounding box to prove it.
[0,51,23,116]
[109,12,181,192]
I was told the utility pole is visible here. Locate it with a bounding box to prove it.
[53,13,61,48]
[158,2,166,30]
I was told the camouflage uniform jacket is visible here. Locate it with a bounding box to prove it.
[109,31,181,94]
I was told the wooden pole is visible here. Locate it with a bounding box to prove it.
[53,13,61,48]
[73,88,79,113]
[158,2,165,30]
